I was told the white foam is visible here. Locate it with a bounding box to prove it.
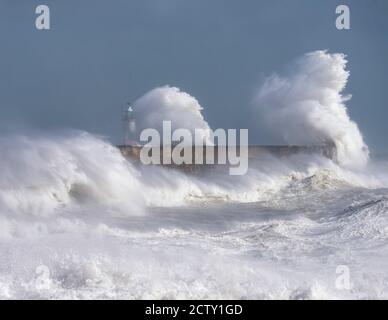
[132,86,212,144]
[1,51,388,299]
[254,50,369,168]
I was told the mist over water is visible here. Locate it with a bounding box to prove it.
[132,86,212,144]
[254,50,369,168]
[1,51,388,299]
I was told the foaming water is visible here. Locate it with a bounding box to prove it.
[254,50,369,168]
[131,86,212,144]
[0,131,388,299]
[0,132,144,217]
[1,50,388,299]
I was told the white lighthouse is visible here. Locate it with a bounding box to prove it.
[122,102,137,146]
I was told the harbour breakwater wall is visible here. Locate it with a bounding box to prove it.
[117,144,337,172]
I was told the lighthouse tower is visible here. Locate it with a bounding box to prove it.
[122,102,137,146]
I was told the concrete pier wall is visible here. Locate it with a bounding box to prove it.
[117,144,337,171]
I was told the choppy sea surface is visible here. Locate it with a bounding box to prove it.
[1,133,388,299]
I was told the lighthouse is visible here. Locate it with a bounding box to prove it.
[122,102,137,146]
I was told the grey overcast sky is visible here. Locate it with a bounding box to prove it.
[0,0,387,152]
